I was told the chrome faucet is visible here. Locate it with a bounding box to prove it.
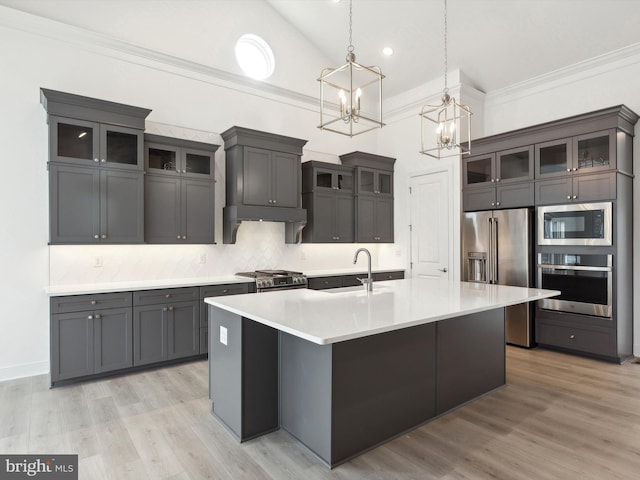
[353,248,373,292]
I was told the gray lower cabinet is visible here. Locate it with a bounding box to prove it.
[51,306,132,382]
[145,175,215,244]
[308,271,405,290]
[133,288,200,366]
[49,164,144,244]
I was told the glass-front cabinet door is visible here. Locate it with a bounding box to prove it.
[463,153,495,187]
[50,116,142,170]
[535,138,572,178]
[358,168,375,194]
[356,168,392,195]
[146,143,179,176]
[496,146,533,183]
[183,148,213,178]
[376,171,393,196]
[573,129,616,174]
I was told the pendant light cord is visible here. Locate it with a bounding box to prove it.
[348,0,354,53]
[443,0,448,93]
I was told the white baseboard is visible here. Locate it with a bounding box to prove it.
[0,361,49,382]
[634,344,640,358]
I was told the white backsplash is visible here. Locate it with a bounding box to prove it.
[49,221,393,286]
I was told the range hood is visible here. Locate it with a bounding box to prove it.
[221,126,308,244]
[223,205,306,244]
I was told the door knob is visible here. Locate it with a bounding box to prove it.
[438,267,448,273]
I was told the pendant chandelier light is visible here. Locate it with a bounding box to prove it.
[419,0,471,158]
[318,0,384,137]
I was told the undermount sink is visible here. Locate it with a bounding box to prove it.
[322,285,391,295]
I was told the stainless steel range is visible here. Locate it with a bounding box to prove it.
[236,270,308,292]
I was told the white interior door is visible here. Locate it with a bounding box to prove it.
[410,170,451,279]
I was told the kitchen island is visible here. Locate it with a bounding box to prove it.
[205,278,558,467]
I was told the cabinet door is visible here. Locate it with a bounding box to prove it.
[496,146,533,183]
[376,171,393,196]
[463,153,495,187]
[145,142,179,176]
[133,305,167,366]
[100,169,144,243]
[356,195,376,242]
[51,312,94,381]
[573,172,616,202]
[49,116,100,166]
[376,197,394,242]
[334,194,355,242]
[100,124,143,171]
[183,148,214,178]
[243,147,272,206]
[272,151,299,207]
[535,178,572,205]
[49,164,100,244]
[94,307,133,374]
[168,301,199,360]
[144,175,181,243]
[357,168,376,194]
[535,138,572,178]
[496,182,534,209]
[462,186,496,211]
[310,192,335,242]
[182,178,215,244]
[573,130,616,174]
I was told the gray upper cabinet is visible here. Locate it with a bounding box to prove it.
[41,89,151,244]
[49,164,144,244]
[143,135,219,244]
[463,153,496,188]
[221,126,308,244]
[535,138,572,179]
[496,146,534,183]
[302,161,355,243]
[340,152,395,243]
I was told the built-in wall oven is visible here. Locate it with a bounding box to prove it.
[537,253,612,318]
[537,202,612,246]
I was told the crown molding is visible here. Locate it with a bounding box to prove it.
[485,42,640,107]
[0,5,320,110]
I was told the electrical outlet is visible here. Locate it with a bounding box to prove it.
[94,256,103,267]
[198,254,207,264]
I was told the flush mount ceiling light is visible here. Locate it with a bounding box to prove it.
[235,34,275,80]
[318,0,384,137]
[382,47,394,56]
[419,0,471,159]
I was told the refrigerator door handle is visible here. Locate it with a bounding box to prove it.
[488,217,493,283]
[493,218,498,284]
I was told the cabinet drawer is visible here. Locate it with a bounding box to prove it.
[51,291,132,314]
[373,271,404,281]
[342,275,364,287]
[133,287,199,306]
[537,322,615,357]
[200,283,250,300]
[308,276,343,290]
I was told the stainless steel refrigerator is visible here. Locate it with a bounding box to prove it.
[462,208,534,347]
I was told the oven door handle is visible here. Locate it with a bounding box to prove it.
[537,264,612,272]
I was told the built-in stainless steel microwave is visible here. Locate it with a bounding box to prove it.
[537,202,612,246]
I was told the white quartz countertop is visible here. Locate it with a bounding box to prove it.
[205,278,560,345]
[46,276,252,296]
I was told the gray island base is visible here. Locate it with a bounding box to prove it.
[205,279,558,468]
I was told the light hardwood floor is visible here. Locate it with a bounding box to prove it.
[1,347,639,479]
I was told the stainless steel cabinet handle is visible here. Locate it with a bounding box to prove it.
[572,195,577,199]
[438,267,448,273]
[168,306,174,311]
[491,179,495,183]
[162,307,168,312]
[182,235,187,240]
[572,167,578,171]
[566,168,571,172]
[496,202,500,206]
[569,334,575,339]
[95,314,101,320]
[491,202,495,206]
[182,169,186,174]
[94,234,99,239]
[91,300,97,305]
[87,315,93,320]
[567,195,571,200]
[101,234,107,239]
[94,158,100,163]
[223,289,228,293]
[495,178,500,182]
[177,235,181,239]
[165,294,171,298]
[101,159,106,163]
[273,200,277,204]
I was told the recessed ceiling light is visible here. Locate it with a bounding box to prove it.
[235,34,275,80]
[382,47,394,56]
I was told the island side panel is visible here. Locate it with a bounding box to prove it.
[330,322,437,466]
[280,332,333,465]
[436,307,506,414]
[241,317,279,439]
[209,306,242,439]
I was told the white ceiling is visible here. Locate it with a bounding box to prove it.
[266,0,640,96]
[2,0,640,100]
